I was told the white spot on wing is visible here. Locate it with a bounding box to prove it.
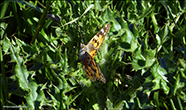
[101,29,104,33]
[94,35,98,39]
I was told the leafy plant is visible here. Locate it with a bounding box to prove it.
[0,0,186,109]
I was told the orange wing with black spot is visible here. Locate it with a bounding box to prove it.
[86,24,111,58]
[82,52,106,83]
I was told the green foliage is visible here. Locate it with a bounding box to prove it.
[1,0,186,109]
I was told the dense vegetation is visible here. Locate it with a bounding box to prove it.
[1,0,186,109]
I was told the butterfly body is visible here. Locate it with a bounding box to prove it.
[79,24,111,83]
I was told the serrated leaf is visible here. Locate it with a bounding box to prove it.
[10,45,29,90]
[151,64,170,94]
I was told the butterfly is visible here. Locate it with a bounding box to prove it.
[79,24,111,83]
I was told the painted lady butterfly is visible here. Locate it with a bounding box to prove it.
[79,24,111,83]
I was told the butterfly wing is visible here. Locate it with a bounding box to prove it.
[86,24,111,58]
[80,51,106,83]
[87,53,106,83]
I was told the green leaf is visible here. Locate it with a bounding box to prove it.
[151,64,170,94]
[179,59,186,69]
[10,44,29,90]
